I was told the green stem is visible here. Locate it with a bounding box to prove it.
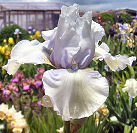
[63,121,70,133]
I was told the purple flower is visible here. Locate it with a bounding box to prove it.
[134,15,137,19]
[32,29,36,34]
[37,101,42,106]
[35,81,42,88]
[28,26,33,31]
[36,68,45,74]
[35,74,43,81]
[3,89,10,95]
[118,23,123,28]
[123,25,128,31]
[37,94,41,98]
[23,85,30,91]
[15,88,19,92]
[11,78,19,83]
[12,72,24,83]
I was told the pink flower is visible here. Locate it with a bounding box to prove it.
[35,81,42,88]
[35,73,43,81]
[12,72,24,83]
[36,68,45,74]
[23,85,30,91]
[5,83,18,92]
[3,89,11,95]
[37,101,42,106]
[11,78,19,83]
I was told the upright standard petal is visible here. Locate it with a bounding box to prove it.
[91,21,105,46]
[48,4,95,69]
[3,40,49,75]
[43,69,109,121]
[42,27,57,50]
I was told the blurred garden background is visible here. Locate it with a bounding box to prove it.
[0,1,137,133]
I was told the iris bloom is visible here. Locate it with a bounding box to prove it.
[3,4,135,121]
[123,79,137,98]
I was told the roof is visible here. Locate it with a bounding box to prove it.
[0,2,66,11]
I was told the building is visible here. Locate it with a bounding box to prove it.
[0,2,65,30]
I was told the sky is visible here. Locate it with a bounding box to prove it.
[0,0,137,11]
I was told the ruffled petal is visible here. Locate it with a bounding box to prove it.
[104,55,136,71]
[42,27,57,50]
[94,42,136,71]
[42,69,109,121]
[91,21,105,46]
[49,4,95,69]
[3,40,49,75]
[3,59,21,75]
[42,27,57,41]
[94,42,110,60]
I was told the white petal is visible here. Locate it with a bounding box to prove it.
[99,42,110,53]
[42,27,57,41]
[3,40,49,75]
[91,21,105,46]
[94,42,110,61]
[123,79,137,98]
[3,59,21,75]
[42,69,109,121]
[104,55,136,71]
[128,56,136,66]
[50,4,95,69]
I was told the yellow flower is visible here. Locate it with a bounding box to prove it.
[30,35,34,40]
[3,39,7,44]
[132,127,137,133]
[97,104,109,115]
[11,118,27,129]
[0,111,6,120]
[2,68,5,72]
[4,45,8,49]
[0,46,2,51]
[1,47,6,54]
[12,127,23,133]
[8,37,14,45]
[0,103,8,120]
[35,31,41,38]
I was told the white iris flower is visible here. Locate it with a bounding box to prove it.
[3,4,135,121]
[123,79,137,98]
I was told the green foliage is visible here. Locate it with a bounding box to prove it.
[100,12,114,24]
[0,24,29,43]
[26,108,63,133]
[121,13,133,24]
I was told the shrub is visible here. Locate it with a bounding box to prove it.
[121,13,133,24]
[100,12,114,24]
[0,24,29,43]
